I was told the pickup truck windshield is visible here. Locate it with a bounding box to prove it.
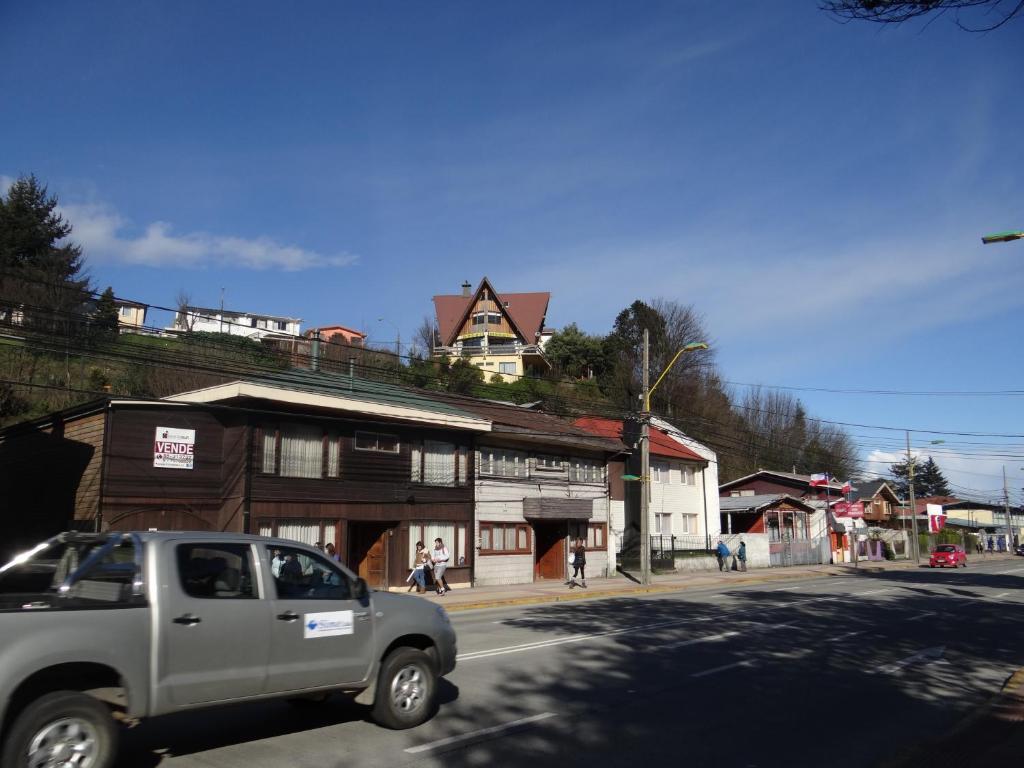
[0,536,142,610]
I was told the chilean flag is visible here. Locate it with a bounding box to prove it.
[809,473,831,487]
[841,480,851,495]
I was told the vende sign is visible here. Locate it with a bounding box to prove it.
[154,427,196,470]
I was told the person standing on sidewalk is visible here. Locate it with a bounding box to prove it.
[737,540,747,572]
[716,540,731,572]
[569,537,587,589]
[432,537,451,595]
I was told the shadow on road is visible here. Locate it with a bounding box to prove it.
[116,567,1022,768]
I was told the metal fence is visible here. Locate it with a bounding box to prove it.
[768,537,822,567]
[649,534,711,558]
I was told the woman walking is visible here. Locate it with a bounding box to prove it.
[431,537,451,595]
[569,537,587,589]
[408,541,429,593]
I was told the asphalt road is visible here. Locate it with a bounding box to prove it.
[119,559,1024,768]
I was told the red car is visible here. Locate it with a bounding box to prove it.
[929,544,967,568]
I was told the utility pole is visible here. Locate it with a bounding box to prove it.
[906,431,920,564]
[1003,466,1013,552]
[640,328,651,586]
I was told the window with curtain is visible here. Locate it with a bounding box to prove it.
[682,465,696,485]
[479,447,527,478]
[261,429,277,473]
[279,423,323,478]
[410,442,468,486]
[258,520,339,551]
[327,435,341,477]
[569,458,603,483]
[680,514,697,534]
[425,441,456,486]
[479,523,531,555]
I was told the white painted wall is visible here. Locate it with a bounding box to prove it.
[172,309,301,339]
[473,449,610,587]
[649,417,722,543]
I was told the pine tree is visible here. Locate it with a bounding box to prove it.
[93,286,120,339]
[0,175,91,334]
[915,457,951,497]
[889,456,951,498]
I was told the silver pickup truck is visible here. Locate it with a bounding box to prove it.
[0,531,457,768]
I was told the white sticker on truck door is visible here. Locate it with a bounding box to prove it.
[303,610,354,638]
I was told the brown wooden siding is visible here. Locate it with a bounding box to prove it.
[62,413,106,522]
[0,409,106,560]
[457,296,518,341]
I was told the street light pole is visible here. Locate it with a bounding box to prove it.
[640,329,651,586]
[906,431,920,565]
[639,337,708,586]
[1003,466,1013,552]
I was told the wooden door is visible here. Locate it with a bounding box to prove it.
[534,522,566,581]
[352,525,388,588]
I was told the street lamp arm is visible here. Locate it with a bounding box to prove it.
[644,342,708,410]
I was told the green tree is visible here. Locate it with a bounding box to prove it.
[446,358,484,395]
[544,323,605,380]
[889,455,951,498]
[0,175,91,333]
[93,286,120,340]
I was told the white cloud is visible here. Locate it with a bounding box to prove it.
[57,201,358,272]
[864,447,1015,505]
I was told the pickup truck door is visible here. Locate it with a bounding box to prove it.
[263,544,375,693]
[159,541,270,706]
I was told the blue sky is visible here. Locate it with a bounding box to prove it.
[3,1,1022,499]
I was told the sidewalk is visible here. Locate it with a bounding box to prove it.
[408,554,1021,613]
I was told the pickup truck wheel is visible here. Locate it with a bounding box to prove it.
[371,648,437,730]
[1,691,117,768]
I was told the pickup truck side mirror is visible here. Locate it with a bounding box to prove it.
[353,577,369,601]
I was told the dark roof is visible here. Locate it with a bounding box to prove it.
[719,494,817,514]
[433,277,549,346]
[719,469,845,492]
[850,479,900,503]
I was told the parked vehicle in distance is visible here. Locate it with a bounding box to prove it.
[0,531,457,768]
[929,544,967,568]
[1014,543,1024,556]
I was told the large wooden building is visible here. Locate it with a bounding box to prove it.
[0,370,622,589]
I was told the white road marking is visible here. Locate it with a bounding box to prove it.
[658,630,738,650]
[873,646,946,675]
[691,660,755,678]
[827,631,863,643]
[907,611,936,621]
[769,585,800,592]
[992,592,1011,599]
[404,712,557,754]
[996,568,1024,575]
[457,617,691,660]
